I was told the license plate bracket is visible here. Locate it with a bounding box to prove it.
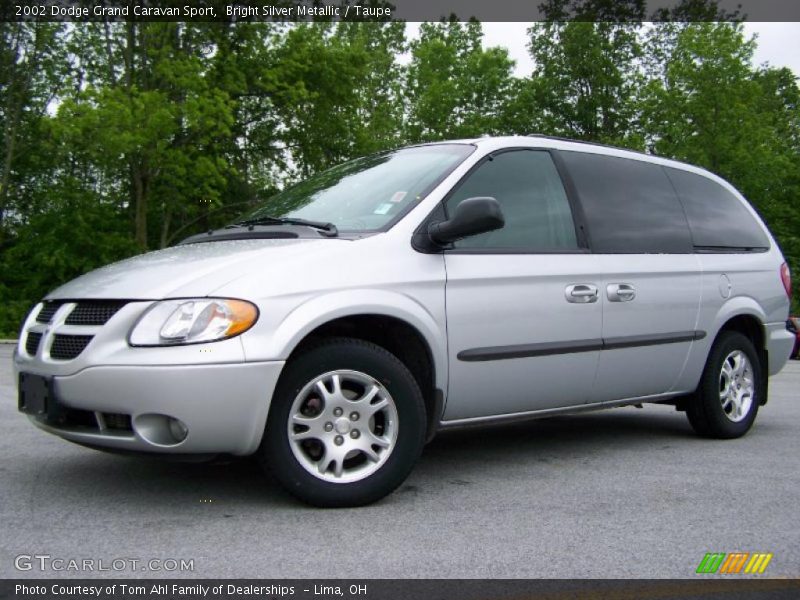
[18,372,52,416]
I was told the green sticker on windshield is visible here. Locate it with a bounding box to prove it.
[373,203,393,215]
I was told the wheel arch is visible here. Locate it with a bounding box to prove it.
[701,298,769,405]
[270,290,448,440]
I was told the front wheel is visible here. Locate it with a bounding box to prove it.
[686,331,761,439]
[260,338,427,507]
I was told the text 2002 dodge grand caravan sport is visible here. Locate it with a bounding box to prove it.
[14,136,795,506]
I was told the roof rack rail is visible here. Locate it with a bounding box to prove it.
[525,133,656,159]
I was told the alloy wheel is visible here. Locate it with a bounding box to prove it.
[287,370,399,483]
[719,350,754,423]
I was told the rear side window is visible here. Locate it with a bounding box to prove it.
[664,168,770,251]
[560,151,693,254]
[445,150,579,251]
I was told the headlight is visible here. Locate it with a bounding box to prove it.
[129,298,258,346]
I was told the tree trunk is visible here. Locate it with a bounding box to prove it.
[159,205,171,249]
[132,164,148,251]
[124,22,135,89]
[0,24,27,233]
[102,21,116,84]
[0,112,19,231]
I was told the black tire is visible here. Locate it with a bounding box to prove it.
[686,331,762,439]
[259,337,426,507]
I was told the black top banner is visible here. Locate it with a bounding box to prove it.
[3,0,800,23]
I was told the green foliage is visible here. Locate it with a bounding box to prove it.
[0,193,137,336]
[525,19,645,146]
[272,22,399,174]
[405,20,515,141]
[1,15,799,334]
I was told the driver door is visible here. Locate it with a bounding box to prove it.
[442,149,602,421]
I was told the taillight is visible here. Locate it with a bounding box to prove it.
[780,262,792,299]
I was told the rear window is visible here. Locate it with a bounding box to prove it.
[560,151,693,254]
[664,168,770,252]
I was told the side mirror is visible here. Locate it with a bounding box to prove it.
[428,197,505,245]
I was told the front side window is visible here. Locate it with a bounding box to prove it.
[445,150,579,251]
[242,144,474,232]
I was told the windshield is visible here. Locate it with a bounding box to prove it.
[240,144,474,232]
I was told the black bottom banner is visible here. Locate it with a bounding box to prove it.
[2,579,800,600]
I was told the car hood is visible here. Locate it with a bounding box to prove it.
[47,238,345,300]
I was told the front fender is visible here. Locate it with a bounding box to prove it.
[242,289,448,393]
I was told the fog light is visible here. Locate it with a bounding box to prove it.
[134,414,189,446]
[168,417,188,442]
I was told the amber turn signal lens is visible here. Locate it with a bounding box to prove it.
[224,300,258,337]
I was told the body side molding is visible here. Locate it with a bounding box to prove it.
[458,330,706,362]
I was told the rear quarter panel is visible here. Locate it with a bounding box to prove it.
[676,249,790,391]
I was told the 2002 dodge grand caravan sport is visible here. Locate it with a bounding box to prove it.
[14,136,795,506]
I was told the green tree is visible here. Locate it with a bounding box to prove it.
[0,22,67,240]
[334,21,407,155]
[53,23,235,251]
[405,20,515,141]
[522,0,645,145]
[201,22,285,216]
[752,66,800,311]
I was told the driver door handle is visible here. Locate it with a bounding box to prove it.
[565,284,599,303]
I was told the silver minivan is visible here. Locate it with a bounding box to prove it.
[14,136,795,506]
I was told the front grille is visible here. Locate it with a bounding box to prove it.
[102,413,132,431]
[36,301,63,323]
[25,332,43,356]
[27,298,129,362]
[65,301,128,326]
[50,334,93,360]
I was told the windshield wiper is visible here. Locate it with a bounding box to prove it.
[232,216,338,237]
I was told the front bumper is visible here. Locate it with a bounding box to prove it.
[20,361,284,456]
[14,299,285,455]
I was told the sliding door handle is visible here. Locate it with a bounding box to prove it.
[607,283,636,302]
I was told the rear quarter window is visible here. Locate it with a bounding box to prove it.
[560,151,693,254]
[664,167,770,252]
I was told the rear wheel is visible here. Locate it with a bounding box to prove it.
[686,331,761,439]
[260,337,426,507]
